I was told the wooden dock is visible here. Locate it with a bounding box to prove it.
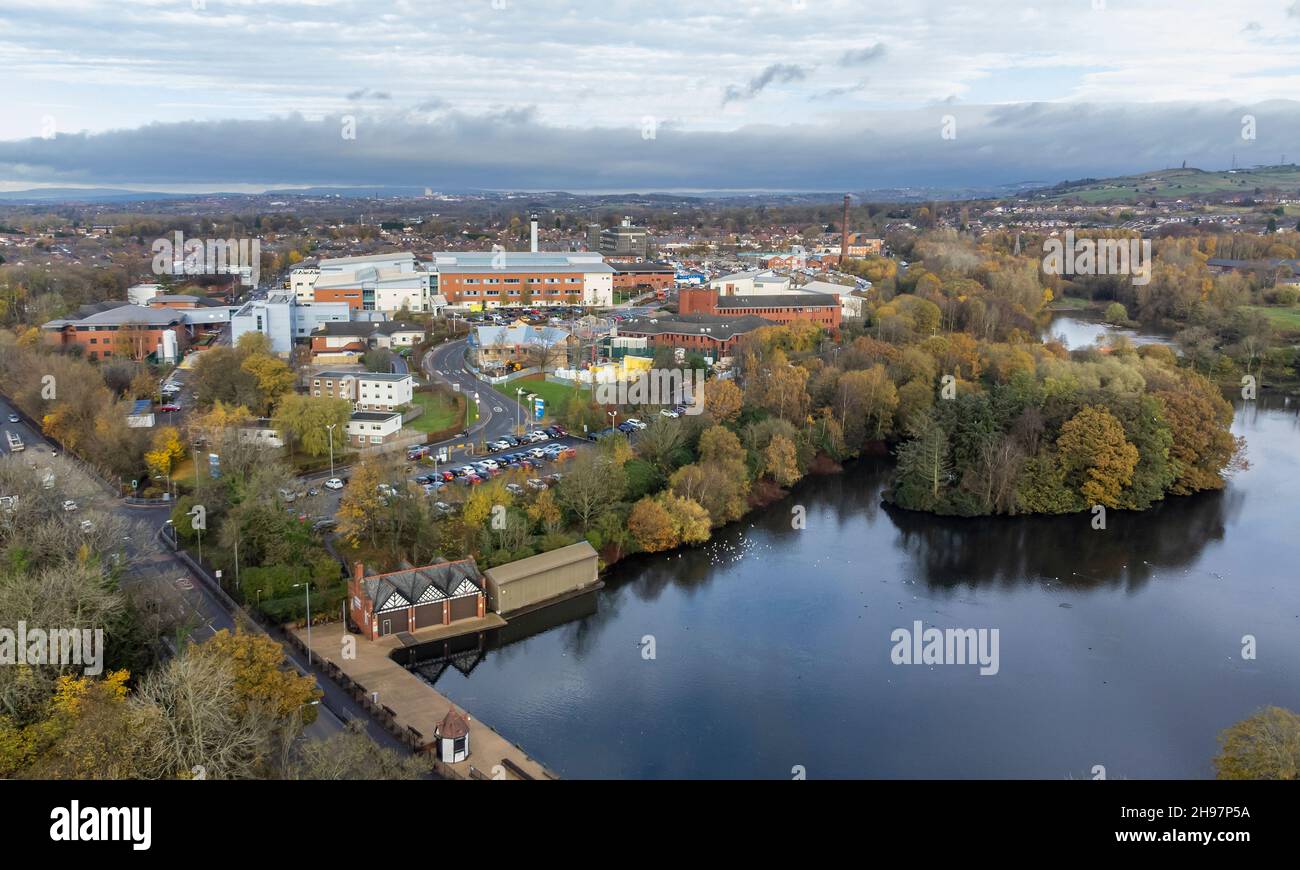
[292,620,557,780]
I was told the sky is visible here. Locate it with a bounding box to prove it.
[4,0,1300,192]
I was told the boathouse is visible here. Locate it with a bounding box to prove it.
[349,559,486,640]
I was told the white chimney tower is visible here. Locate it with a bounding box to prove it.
[529,213,539,253]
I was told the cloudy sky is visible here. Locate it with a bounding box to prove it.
[4,0,1300,192]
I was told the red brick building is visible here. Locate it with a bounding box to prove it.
[349,559,487,640]
[611,262,675,293]
[41,303,190,361]
[614,313,772,357]
[678,287,841,330]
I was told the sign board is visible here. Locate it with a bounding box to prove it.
[534,397,545,420]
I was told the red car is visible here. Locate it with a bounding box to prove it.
[440,470,455,482]
[159,403,181,413]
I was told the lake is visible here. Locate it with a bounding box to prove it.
[1045,312,1176,349]
[407,364,1299,780]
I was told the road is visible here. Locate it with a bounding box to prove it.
[0,392,408,749]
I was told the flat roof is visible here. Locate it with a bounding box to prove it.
[349,411,402,422]
[314,370,412,381]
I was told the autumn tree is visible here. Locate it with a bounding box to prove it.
[628,496,677,552]
[704,377,743,424]
[1056,405,1140,509]
[763,433,801,487]
[1214,706,1300,780]
[144,426,186,480]
[272,394,351,457]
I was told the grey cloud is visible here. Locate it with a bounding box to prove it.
[839,43,886,66]
[721,64,809,105]
[814,79,870,100]
[3,101,1300,193]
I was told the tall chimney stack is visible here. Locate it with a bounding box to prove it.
[840,194,851,266]
[530,213,539,253]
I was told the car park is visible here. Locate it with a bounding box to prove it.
[324,477,344,490]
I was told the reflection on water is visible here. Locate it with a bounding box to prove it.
[408,393,1300,780]
[1046,313,1175,349]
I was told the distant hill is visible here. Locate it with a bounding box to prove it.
[1027,165,1300,204]
[0,187,198,203]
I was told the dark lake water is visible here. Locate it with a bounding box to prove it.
[408,391,1300,780]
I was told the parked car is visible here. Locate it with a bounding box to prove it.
[505,483,525,496]
[660,408,680,418]
[159,403,181,413]
[489,440,510,452]
[480,458,499,470]
[6,413,18,423]
[626,419,647,430]
[61,500,78,512]
[526,478,549,491]
[324,477,344,490]
[79,519,94,532]
[529,447,547,459]
[432,501,455,516]
[440,471,456,482]
[545,473,563,485]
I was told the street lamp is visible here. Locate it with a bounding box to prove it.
[325,423,337,478]
[293,581,313,666]
[516,387,525,432]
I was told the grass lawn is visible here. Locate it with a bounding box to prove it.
[408,391,463,433]
[1240,305,1300,333]
[1050,295,1092,311]
[495,377,590,418]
